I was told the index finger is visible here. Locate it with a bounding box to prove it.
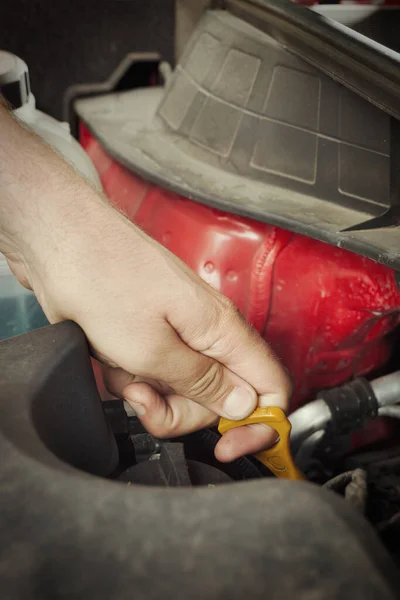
[169,291,292,409]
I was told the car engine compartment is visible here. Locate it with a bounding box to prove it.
[0,321,399,599]
[105,377,400,566]
[1,1,400,597]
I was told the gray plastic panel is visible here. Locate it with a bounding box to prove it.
[75,6,400,269]
[157,11,392,216]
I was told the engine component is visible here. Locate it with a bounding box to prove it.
[102,398,266,483]
[290,372,400,476]
[324,469,368,514]
[0,321,399,599]
[118,442,233,486]
[176,427,269,480]
[75,5,400,267]
[223,0,400,119]
[76,5,400,443]
[0,320,119,477]
[219,406,305,480]
[327,447,400,566]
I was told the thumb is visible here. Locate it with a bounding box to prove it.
[169,293,291,411]
[142,329,258,421]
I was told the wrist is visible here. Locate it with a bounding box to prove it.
[0,103,148,311]
[0,103,106,274]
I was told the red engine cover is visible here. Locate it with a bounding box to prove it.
[81,126,400,412]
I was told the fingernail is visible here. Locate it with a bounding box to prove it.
[258,393,285,408]
[125,400,146,417]
[223,387,256,420]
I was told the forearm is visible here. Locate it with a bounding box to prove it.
[0,102,105,262]
[0,100,119,291]
[0,103,291,457]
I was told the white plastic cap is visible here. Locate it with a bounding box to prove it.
[0,50,30,108]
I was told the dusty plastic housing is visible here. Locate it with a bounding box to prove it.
[75,6,400,269]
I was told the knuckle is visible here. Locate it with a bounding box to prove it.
[193,290,222,328]
[146,422,170,439]
[218,294,236,315]
[145,413,182,439]
[218,296,244,326]
[186,361,226,403]
[132,344,167,375]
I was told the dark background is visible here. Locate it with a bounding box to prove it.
[0,1,399,121]
[355,9,400,52]
[0,0,175,120]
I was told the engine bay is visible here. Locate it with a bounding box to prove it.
[1,0,400,597]
[0,320,399,599]
[105,379,400,565]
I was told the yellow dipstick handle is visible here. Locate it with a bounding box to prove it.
[218,406,305,481]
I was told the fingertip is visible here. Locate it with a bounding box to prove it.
[123,381,161,417]
[257,365,293,412]
[215,424,278,463]
[222,385,258,420]
[124,381,155,404]
[214,434,238,463]
[258,390,291,411]
[103,365,136,397]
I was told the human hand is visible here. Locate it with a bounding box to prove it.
[16,201,291,460]
[0,104,291,461]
